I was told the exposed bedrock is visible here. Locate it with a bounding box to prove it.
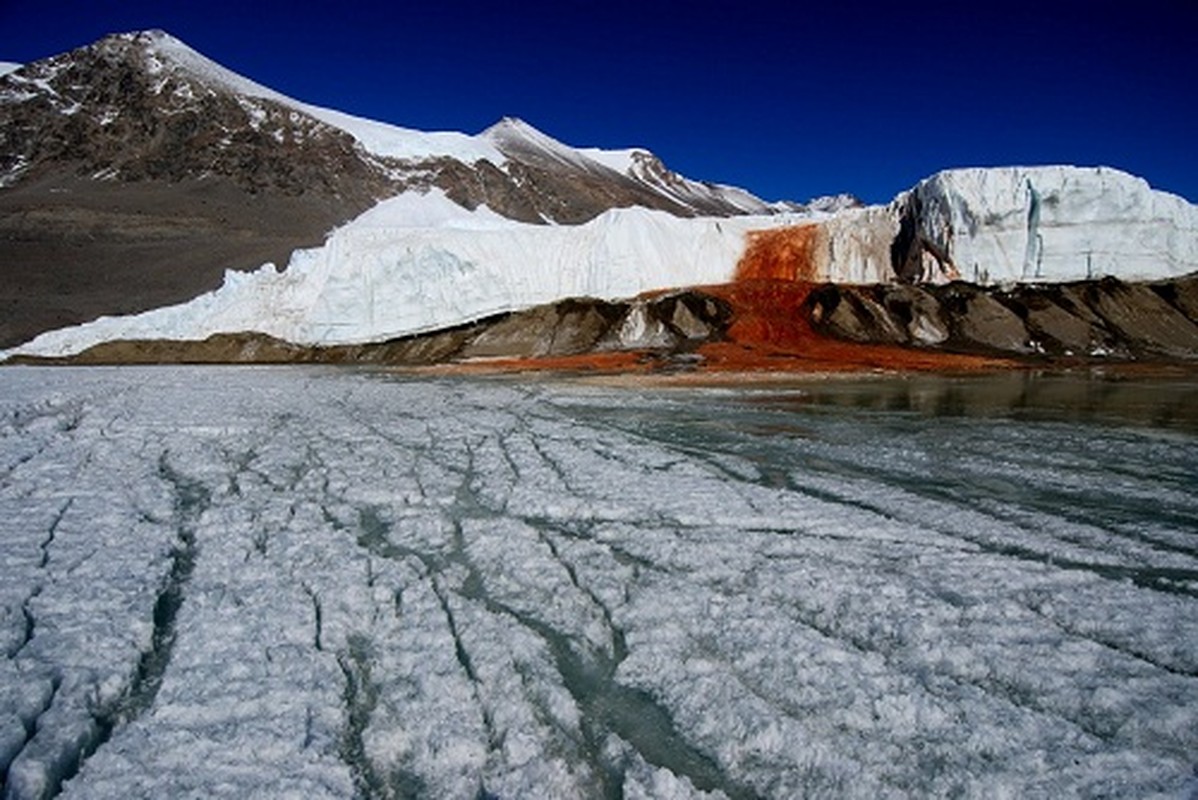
[808,273,1198,360]
[17,274,1198,368]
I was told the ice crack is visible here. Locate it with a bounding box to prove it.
[336,634,428,800]
[104,455,207,723]
[302,584,324,652]
[62,453,209,788]
[471,579,755,800]
[38,499,72,569]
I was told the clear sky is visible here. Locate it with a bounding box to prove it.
[1,0,1195,205]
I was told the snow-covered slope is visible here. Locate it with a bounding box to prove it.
[136,30,504,165]
[482,117,794,217]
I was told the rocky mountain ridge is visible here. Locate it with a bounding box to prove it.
[0,30,806,220]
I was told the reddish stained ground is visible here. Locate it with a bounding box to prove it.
[693,280,1011,374]
[431,279,1012,379]
[417,220,1019,378]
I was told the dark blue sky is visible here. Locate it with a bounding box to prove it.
[2,0,1195,205]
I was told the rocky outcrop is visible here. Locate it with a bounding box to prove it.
[808,273,1198,361]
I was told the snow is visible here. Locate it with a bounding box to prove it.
[577,146,641,175]
[482,117,599,171]
[0,63,21,78]
[133,30,504,165]
[1,190,781,357]
[487,119,779,214]
[0,367,1195,798]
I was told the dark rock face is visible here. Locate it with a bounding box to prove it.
[809,274,1198,361]
[459,300,624,359]
[888,193,959,283]
[0,35,391,201]
[0,33,391,347]
[0,173,374,348]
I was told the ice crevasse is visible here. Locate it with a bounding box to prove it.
[4,165,1197,359]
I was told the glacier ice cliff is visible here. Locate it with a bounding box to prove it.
[897,166,1198,284]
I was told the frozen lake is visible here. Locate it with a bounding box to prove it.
[1,366,1196,798]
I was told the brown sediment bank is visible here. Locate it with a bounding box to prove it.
[8,273,1197,378]
[406,280,1018,381]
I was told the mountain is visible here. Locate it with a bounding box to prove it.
[0,30,807,347]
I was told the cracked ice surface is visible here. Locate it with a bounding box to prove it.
[0,367,1196,799]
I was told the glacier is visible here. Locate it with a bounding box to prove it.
[0,191,795,359]
[906,166,1198,284]
[0,367,1195,798]
[3,164,1197,361]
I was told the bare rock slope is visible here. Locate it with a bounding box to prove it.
[808,273,1198,361]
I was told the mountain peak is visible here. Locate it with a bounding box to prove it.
[480,116,587,167]
[2,30,791,224]
[99,28,289,103]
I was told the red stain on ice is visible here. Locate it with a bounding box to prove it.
[735,225,823,282]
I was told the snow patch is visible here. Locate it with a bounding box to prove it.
[481,117,597,171]
[577,146,642,176]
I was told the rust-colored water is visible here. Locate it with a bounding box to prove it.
[735,225,823,282]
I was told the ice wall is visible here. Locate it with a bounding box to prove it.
[3,191,776,357]
[907,166,1198,284]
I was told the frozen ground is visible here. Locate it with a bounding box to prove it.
[0,367,1195,799]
